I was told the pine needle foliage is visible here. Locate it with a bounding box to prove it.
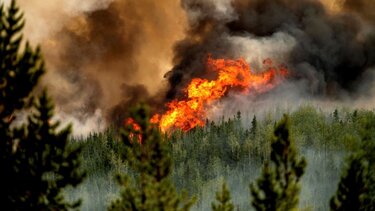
[109,104,195,211]
[250,115,306,211]
[212,181,234,211]
[331,115,375,211]
[0,1,85,209]
[330,154,369,211]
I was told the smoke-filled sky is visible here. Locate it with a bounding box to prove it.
[8,0,375,135]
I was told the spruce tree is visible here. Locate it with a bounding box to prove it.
[0,1,85,209]
[109,104,195,211]
[9,91,85,210]
[250,115,306,211]
[330,117,375,211]
[0,0,43,131]
[251,115,257,136]
[212,181,234,211]
[330,154,368,211]
[333,109,339,122]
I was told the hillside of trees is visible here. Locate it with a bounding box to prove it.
[2,1,375,211]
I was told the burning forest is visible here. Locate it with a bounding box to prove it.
[11,0,375,134]
[2,0,375,210]
[152,56,288,132]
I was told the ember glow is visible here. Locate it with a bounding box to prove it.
[152,56,288,132]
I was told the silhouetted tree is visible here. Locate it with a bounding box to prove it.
[212,181,234,211]
[330,154,368,211]
[236,111,241,121]
[250,115,306,211]
[0,1,85,209]
[251,115,257,136]
[354,117,375,210]
[330,117,375,211]
[109,104,195,211]
[333,109,339,122]
[10,91,85,210]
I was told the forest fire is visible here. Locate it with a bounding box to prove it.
[152,56,289,132]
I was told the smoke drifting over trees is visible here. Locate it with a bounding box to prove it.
[12,0,375,134]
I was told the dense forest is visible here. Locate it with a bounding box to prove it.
[2,0,375,211]
[67,106,375,210]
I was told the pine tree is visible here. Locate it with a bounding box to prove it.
[330,154,368,211]
[0,1,85,209]
[109,104,195,211]
[251,115,257,136]
[9,91,85,210]
[331,117,375,211]
[333,109,339,122]
[250,115,306,211]
[236,111,241,121]
[212,181,234,211]
[0,0,43,123]
[358,115,375,210]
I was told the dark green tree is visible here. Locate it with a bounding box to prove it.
[333,109,339,122]
[0,0,43,132]
[10,91,85,210]
[250,115,306,211]
[338,116,375,211]
[330,154,369,211]
[212,181,234,211]
[0,1,85,209]
[357,114,375,210]
[251,115,257,136]
[236,111,241,121]
[109,104,195,211]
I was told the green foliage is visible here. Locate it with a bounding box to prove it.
[250,115,306,211]
[356,113,375,210]
[330,154,369,211]
[212,181,234,211]
[0,0,44,122]
[333,109,339,122]
[251,115,257,136]
[9,91,85,210]
[0,1,84,209]
[75,106,375,210]
[109,104,195,211]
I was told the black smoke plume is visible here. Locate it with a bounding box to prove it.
[166,0,375,100]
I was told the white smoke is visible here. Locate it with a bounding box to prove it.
[229,32,297,70]
[182,0,237,24]
[55,109,106,137]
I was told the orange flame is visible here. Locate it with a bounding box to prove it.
[125,118,142,143]
[152,56,288,132]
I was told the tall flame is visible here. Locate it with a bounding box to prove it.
[153,56,288,132]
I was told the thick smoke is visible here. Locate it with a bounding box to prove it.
[10,0,375,134]
[166,0,375,101]
[14,0,186,134]
[342,0,375,23]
